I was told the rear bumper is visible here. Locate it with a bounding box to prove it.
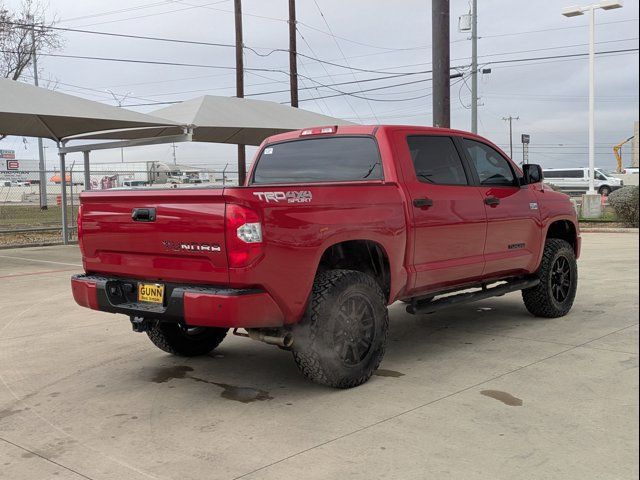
[71,274,284,328]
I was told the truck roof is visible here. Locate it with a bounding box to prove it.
[262,124,490,145]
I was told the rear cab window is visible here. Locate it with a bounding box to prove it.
[406,135,469,185]
[251,136,382,185]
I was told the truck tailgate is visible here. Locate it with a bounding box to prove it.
[79,188,229,284]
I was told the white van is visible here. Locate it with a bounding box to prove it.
[543,167,623,196]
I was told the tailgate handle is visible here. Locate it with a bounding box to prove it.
[131,208,156,222]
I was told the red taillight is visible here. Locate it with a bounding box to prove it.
[300,125,337,136]
[225,204,264,268]
[77,204,85,255]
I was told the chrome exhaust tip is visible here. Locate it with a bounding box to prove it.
[234,328,294,348]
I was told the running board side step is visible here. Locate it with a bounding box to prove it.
[406,278,540,315]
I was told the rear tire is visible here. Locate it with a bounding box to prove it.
[146,322,227,356]
[292,269,388,388]
[522,239,577,318]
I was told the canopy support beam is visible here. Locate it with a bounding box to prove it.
[58,143,69,245]
[59,130,192,154]
[83,151,91,191]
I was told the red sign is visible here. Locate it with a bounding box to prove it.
[6,160,19,170]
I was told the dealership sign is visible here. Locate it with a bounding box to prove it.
[6,160,19,170]
[1,149,16,160]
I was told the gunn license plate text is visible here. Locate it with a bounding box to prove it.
[138,283,164,304]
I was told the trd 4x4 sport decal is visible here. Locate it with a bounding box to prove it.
[253,191,313,203]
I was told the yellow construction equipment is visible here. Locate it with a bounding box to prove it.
[613,136,634,173]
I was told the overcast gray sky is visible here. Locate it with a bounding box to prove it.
[1,0,638,171]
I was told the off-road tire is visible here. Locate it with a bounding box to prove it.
[146,322,228,356]
[292,269,389,388]
[522,239,578,318]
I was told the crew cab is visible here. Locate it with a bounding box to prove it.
[71,125,580,388]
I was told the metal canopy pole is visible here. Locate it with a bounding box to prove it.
[58,143,69,245]
[83,151,91,190]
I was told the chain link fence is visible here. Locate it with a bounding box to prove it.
[0,167,238,247]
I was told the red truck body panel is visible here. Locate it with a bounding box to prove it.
[74,124,579,329]
[80,189,229,284]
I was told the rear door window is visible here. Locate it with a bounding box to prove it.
[407,136,468,185]
[252,136,382,184]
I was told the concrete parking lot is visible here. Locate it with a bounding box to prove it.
[0,233,638,480]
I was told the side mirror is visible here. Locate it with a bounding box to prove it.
[522,164,543,185]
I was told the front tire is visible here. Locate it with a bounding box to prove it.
[146,322,228,357]
[522,239,578,318]
[292,270,389,388]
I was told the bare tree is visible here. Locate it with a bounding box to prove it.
[0,0,62,80]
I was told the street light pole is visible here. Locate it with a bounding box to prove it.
[588,5,596,194]
[562,0,624,194]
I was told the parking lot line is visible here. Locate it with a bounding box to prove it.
[0,254,81,267]
[0,268,79,279]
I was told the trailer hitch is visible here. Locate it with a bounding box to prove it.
[130,316,151,332]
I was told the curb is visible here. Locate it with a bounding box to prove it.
[0,241,78,250]
[580,228,639,233]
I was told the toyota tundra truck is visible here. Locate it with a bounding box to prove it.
[71,125,580,388]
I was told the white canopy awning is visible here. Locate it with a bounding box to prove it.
[0,78,179,141]
[77,95,356,145]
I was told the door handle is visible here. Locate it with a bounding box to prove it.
[484,197,501,207]
[131,208,156,222]
[413,197,434,208]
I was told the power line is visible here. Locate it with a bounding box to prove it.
[9,43,636,108]
[69,0,233,28]
[4,19,637,77]
[33,48,638,106]
[295,24,363,122]
[311,0,379,122]
[58,1,181,23]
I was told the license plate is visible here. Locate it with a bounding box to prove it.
[138,283,165,304]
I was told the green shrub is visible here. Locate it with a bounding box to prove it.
[608,186,639,227]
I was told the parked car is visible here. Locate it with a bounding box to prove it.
[543,167,623,196]
[71,125,580,388]
[1,180,30,187]
[622,167,639,175]
[121,180,148,188]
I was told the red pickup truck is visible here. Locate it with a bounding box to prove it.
[72,125,580,388]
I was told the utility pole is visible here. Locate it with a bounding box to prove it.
[234,0,246,185]
[106,90,132,163]
[171,143,178,165]
[288,0,299,108]
[502,115,519,159]
[470,0,478,133]
[29,17,47,210]
[432,0,450,128]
